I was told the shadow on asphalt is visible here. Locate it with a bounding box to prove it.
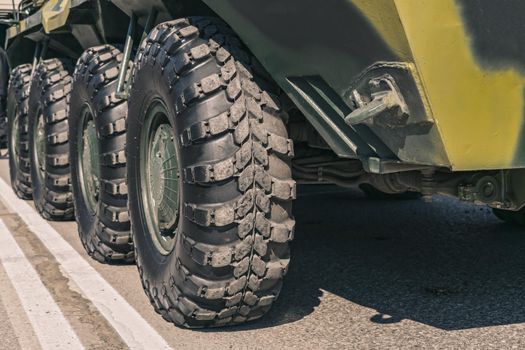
[215,185,525,332]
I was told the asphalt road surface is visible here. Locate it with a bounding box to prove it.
[1,155,525,349]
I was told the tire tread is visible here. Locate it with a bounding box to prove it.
[71,45,134,263]
[132,17,295,327]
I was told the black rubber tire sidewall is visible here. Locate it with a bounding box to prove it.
[69,75,97,239]
[128,70,178,279]
[7,65,32,199]
[28,93,46,214]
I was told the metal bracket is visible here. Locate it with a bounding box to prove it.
[141,8,158,44]
[30,39,48,78]
[30,42,42,78]
[12,0,19,22]
[344,74,409,127]
[363,157,432,174]
[115,9,158,100]
[40,39,49,61]
[115,12,136,99]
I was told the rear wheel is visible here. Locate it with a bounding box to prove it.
[128,17,296,327]
[70,45,134,263]
[7,64,33,199]
[27,59,74,220]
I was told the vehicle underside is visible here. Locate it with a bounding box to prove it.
[3,0,525,328]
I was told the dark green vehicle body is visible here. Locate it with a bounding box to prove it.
[204,0,429,164]
[8,0,525,174]
[205,0,525,173]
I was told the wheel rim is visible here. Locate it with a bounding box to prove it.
[140,100,180,254]
[78,106,100,215]
[33,108,46,182]
[10,106,20,168]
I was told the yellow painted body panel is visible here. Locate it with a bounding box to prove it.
[356,0,525,171]
[6,17,29,40]
[5,0,69,40]
[42,0,70,33]
[396,0,525,171]
[352,0,412,61]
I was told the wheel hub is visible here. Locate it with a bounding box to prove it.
[140,101,179,254]
[79,107,100,214]
[10,107,20,168]
[34,110,46,181]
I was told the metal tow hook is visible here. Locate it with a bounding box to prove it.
[344,75,409,127]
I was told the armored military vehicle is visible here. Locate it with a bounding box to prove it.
[4,0,525,327]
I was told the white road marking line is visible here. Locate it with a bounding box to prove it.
[0,219,84,350]
[0,263,42,350]
[0,178,172,350]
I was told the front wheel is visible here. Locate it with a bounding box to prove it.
[128,17,296,328]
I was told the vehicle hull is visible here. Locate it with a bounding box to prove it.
[204,0,525,171]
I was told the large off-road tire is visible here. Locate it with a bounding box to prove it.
[70,45,134,263]
[128,17,296,327]
[27,59,74,220]
[7,64,33,199]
